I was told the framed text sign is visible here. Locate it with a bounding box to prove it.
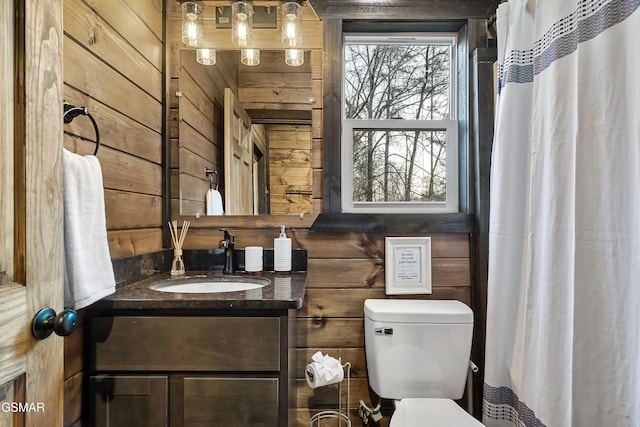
[384,237,432,295]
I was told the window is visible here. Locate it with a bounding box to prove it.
[342,33,459,213]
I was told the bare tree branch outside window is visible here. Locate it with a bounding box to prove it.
[344,42,452,204]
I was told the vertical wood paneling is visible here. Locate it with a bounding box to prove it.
[20,0,65,424]
[0,0,13,279]
[321,18,343,213]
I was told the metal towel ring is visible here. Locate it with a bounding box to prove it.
[205,167,219,191]
[63,104,100,156]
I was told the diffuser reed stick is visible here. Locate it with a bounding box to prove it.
[169,220,190,276]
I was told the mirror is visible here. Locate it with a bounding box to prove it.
[168,1,323,218]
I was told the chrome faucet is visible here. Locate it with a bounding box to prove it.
[219,230,235,274]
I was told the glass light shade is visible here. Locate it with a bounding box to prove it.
[281,2,302,48]
[285,49,304,67]
[196,49,216,65]
[181,1,203,47]
[232,2,253,47]
[241,49,260,66]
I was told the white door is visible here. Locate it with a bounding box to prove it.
[0,0,65,425]
[224,88,254,215]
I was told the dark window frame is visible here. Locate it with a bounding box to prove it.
[311,19,474,233]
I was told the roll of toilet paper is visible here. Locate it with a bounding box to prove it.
[305,351,344,388]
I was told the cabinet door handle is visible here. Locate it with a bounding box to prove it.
[32,307,78,339]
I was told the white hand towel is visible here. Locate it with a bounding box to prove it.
[63,149,116,309]
[206,188,224,215]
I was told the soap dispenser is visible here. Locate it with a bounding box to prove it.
[274,225,291,272]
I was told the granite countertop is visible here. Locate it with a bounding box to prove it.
[94,270,307,311]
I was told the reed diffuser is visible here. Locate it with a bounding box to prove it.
[169,220,190,276]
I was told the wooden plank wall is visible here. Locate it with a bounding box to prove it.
[183,228,471,426]
[238,50,313,112]
[269,124,313,215]
[171,50,236,216]
[60,2,478,426]
[63,0,164,259]
[62,0,164,425]
[298,232,471,426]
[173,8,475,424]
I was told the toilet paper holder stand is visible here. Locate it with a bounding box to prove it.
[309,361,352,427]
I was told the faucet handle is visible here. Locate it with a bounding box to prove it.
[219,229,235,247]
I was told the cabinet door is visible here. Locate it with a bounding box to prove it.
[172,376,279,427]
[90,375,168,427]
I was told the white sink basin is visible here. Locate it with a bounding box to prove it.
[151,277,270,294]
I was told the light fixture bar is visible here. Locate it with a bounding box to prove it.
[216,5,277,29]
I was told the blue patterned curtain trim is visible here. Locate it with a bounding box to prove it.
[483,384,546,427]
[498,0,640,90]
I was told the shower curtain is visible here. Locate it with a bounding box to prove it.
[483,0,640,426]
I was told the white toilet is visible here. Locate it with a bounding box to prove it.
[364,299,483,426]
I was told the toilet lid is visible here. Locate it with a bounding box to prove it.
[390,398,484,427]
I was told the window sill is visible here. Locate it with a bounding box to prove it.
[309,212,473,233]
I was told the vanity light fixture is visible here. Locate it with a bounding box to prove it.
[285,48,304,66]
[232,1,254,47]
[241,48,261,66]
[181,1,203,47]
[196,48,216,65]
[210,1,307,67]
[281,2,302,48]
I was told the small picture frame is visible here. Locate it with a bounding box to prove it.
[385,237,432,295]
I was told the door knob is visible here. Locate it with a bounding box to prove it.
[32,308,78,340]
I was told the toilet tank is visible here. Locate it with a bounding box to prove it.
[364,299,473,400]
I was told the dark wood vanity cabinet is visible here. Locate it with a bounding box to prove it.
[90,375,169,426]
[171,376,279,425]
[87,312,294,427]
